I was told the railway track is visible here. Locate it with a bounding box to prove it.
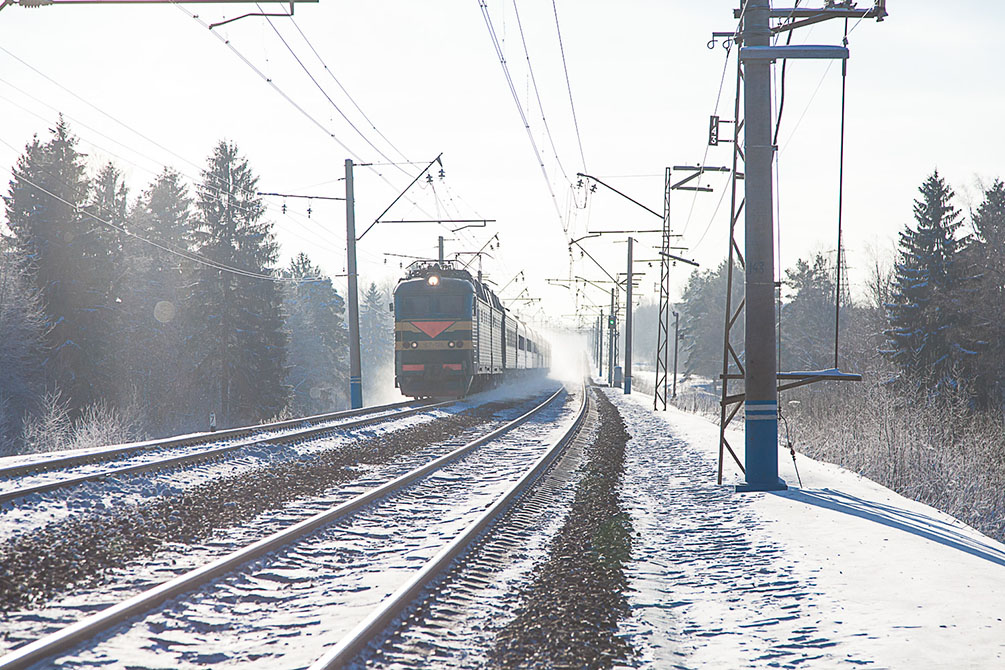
[0,381,588,669]
[0,399,426,480]
[0,399,450,507]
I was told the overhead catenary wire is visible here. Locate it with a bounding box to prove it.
[169,2,444,226]
[256,5,415,180]
[478,0,566,232]
[511,0,570,185]
[680,42,733,238]
[550,0,587,173]
[286,15,412,165]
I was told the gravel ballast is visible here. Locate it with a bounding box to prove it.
[0,408,501,615]
[490,387,634,668]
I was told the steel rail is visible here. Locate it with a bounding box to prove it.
[0,400,426,480]
[0,385,567,670]
[0,400,456,506]
[310,380,590,669]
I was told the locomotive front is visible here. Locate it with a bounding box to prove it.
[393,270,475,397]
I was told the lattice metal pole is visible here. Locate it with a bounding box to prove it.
[717,49,747,485]
[654,168,672,410]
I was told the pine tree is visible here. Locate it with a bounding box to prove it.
[283,253,349,413]
[185,141,288,426]
[3,118,120,412]
[116,168,193,431]
[884,171,976,391]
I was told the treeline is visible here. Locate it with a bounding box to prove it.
[0,118,393,456]
[654,170,1005,542]
[668,170,1005,403]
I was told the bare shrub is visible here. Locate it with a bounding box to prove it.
[785,376,1005,543]
[68,399,145,451]
[21,390,146,454]
[21,389,73,454]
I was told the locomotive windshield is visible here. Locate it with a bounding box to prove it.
[396,294,471,319]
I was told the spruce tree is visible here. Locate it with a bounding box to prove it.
[117,168,192,431]
[884,171,976,390]
[185,141,288,426]
[283,253,349,413]
[0,243,47,454]
[3,118,119,412]
[969,179,1005,403]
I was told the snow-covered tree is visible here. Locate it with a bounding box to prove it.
[3,117,120,413]
[884,171,977,390]
[185,141,288,426]
[968,179,1005,403]
[0,245,47,454]
[116,168,193,431]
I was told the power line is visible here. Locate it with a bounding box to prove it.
[511,0,570,184]
[479,0,565,232]
[680,44,733,238]
[0,82,348,258]
[0,150,333,283]
[257,6,414,180]
[286,15,412,164]
[171,3,446,234]
[551,0,587,172]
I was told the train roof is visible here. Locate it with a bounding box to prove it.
[397,260,504,311]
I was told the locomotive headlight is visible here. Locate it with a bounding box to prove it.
[448,341,456,348]
[455,340,463,348]
[427,275,440,286]
[410,341,419,348]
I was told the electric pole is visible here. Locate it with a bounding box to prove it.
[345,158,363,409]
[672,310,679,399]
[726,0,880,490]
[738,0,783,491]
[608,288,616,387]
[590,313,598,379]
[624,236,634,395]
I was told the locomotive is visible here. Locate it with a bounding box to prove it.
[393,260,550,398]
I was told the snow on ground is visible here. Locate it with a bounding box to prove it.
[606,386,1005,669]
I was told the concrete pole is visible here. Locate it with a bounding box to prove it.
[624,236,633,395]
[672,310,679,399]
[438,235,444,264]
[739,0,785,491]
[345,159,363,409]
[608,288,615,387]
[590,313,598,379]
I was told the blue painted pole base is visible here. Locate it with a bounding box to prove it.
[350,377,363,409]
[736,403,787,493]
[735,478,788,492]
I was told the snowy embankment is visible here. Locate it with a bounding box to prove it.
[605,386,1005,669]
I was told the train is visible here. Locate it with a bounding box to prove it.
[393,260,551,398]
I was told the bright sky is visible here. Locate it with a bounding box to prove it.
[1,1,1002,329]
